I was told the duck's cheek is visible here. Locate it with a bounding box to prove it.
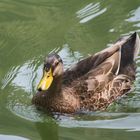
[53,65,63,77]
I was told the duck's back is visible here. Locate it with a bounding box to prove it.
[63,32,140,111]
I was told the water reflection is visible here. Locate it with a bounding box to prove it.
[35,121,59,140]
[76,2,107,23]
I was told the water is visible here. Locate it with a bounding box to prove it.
[0,0,140,139]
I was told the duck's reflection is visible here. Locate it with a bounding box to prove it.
[35,119,59,140]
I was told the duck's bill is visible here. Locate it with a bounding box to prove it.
[37,68,53,91]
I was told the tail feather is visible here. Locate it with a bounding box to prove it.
[134,33,140,60]
[120,32,140,67]
[119,32,140,78]
[120,32,137,67]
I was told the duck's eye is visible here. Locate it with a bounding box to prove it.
[44,63,51,71]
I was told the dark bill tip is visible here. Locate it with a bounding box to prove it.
[37,87,42,92]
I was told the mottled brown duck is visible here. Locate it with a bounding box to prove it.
[32,32,140,113]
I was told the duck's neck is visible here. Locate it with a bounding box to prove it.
[47,75,62,97]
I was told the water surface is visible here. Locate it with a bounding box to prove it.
[1,0,140,140]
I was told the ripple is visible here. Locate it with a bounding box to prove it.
[0,135,29,140]
[0,1,35,22]
[126,6,140,29]
[1,58,41,93]
[76,2,107,23]
[58,44,83,69]
[1,66,20,90]
[8,102,44,122]
[126,6,140,23]
[59,113,140,131]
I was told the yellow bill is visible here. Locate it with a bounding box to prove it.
[37,68,53,91]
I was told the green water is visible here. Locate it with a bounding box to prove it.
[1,0,140,139]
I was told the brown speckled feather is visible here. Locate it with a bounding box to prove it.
[70,50,121,110]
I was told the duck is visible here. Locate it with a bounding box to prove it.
[32,32,140,113]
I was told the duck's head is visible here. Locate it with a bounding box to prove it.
[37,53,63,91]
